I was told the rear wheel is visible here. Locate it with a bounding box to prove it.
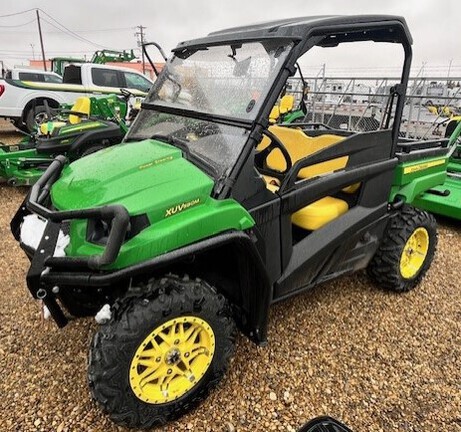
[25,104,48,133]
[367,205,437,292]
[88,275,237,429]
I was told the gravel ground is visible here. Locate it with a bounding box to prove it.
[0,118,460,431]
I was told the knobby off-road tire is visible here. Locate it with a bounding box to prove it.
[368,205,437,292]
[88,275,237,429]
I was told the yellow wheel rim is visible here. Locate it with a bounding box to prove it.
[129,316,215,404]
[400,227,429,279]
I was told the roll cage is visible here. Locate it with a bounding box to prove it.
[148,15,413,199]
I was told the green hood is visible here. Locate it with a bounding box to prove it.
[51,139,214,220]
[50,138,255,269]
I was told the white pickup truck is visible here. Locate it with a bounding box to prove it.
[0,63,152,131]
[4,68,62,83]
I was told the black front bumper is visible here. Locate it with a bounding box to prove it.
[11,155,130,327]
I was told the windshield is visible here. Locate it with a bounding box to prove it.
[143,40,293,120]
[128,110,250,179]
[128,40,293,178]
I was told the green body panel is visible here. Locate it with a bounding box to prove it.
[413,176,461,219]
[51,139,255,269]
[447,160,461,173]
[282,109,305,124]
[57,120,107,135]
[0,121,116,186]
[389,156,448,203]
[406,120,461,220]
[0,146,53,186]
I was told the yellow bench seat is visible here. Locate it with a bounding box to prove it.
[292,196,349,230]
[262,176,349,230]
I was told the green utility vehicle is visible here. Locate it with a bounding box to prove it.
[411,118,461,219]
[11,16,446,428]
[0,90,136,186]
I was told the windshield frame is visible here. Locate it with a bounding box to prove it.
[141,38,297,127]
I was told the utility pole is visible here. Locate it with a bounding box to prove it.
[135,25,146,74]
[448,59,453,79]
[36,10,47,71]
[30,44,35,60]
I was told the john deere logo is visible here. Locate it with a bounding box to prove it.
[165,198,200,217]
[139,155,174,170]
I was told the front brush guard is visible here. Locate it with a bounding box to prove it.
[11,155,130,326]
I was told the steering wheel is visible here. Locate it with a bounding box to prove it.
[256,129,292,175]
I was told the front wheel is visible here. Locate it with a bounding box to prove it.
[88,275,237,429]
[367,205,437,292]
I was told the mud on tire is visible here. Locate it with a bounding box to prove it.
[88,275,237,429]
[367,205,437,292]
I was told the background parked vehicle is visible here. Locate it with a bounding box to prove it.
[4,68,62,83]
[0,62,152,132]
[0,89,137,186]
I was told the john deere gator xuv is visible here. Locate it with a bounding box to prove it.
[11,16,446,428]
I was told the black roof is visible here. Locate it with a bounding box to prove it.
[174,15,412,51]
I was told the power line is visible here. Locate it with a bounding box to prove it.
[0,49,97,54]
[0,9,36,18]
[38,8,114,50]
[40,17,114,50]
[0,18,36,28]
[0,26,132,34]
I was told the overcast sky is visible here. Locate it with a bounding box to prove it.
[0,0,459,77]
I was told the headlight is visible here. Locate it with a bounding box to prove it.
[86,214,150,246]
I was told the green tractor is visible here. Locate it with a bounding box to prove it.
[0,90,137,186]
[11,16,447,428]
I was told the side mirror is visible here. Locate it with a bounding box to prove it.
[298,416,353,432]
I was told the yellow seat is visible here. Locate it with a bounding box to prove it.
[279,94,295,114]
[269,95,295,124]
[68,97,91,124]
[259,126,347,178]
[258,126,358,230]
[261,175,349,230]
[292,196,349,230]
[259,125,360,193]
[39,121,66,135]
[269,106,280,123]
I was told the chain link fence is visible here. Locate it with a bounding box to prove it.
[286,76,461,139]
